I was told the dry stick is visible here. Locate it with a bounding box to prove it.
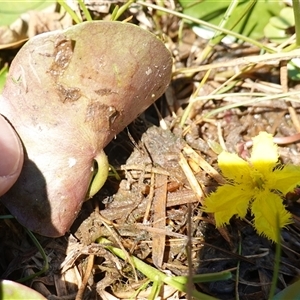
[135,224,198,240]
[152,173,167,268]
[174,49,300,75]
[95,211,139,281]
[280,60,300,132]
[182,145,226,185]
[181,146,233,245]
[186,202,193,300]
[143,171,155,224]
[178,152,204,205]
[121,165,169,176]
[217,122,227,151]
[75,254,94,300]
[166,190,199,206]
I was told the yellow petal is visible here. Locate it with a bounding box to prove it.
[250,132,278,171]
[218,151,252,184]
[204,184,251,227]
[251,190,292,242]
[272,164,300,194]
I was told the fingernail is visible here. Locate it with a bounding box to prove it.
[0,115,23,177]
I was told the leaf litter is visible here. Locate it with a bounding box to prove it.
[2,1,300,299]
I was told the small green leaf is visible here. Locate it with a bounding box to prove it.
[269,7,294,29]
[0,280,46,300]
[178,0,283,40]
[272,279,300,300]
[264,7,294,43]
[288,59,300,81]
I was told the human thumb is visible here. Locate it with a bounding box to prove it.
[0,115,23,196]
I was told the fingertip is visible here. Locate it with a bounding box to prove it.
[0,115,24,196]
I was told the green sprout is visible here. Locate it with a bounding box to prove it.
[204,131,300,242]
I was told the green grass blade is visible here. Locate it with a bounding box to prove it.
[18,229,49,283]
[111,0,135,21]
[57,0,81,24]
[78,0,92,21]
[268,214,281,299]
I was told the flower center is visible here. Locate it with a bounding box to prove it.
[251,169,265,190]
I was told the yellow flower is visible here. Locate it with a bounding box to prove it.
[204,131,300,242]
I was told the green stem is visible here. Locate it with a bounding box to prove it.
[18,229,49,282]
[292,0,300,46]
[97,237,231,300]
[268,215,282,300]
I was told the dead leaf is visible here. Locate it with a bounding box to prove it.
[0,21,172,237]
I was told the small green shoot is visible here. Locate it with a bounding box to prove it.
[87,151,109,198]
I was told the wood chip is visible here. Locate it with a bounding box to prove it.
[152,173,168,268]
